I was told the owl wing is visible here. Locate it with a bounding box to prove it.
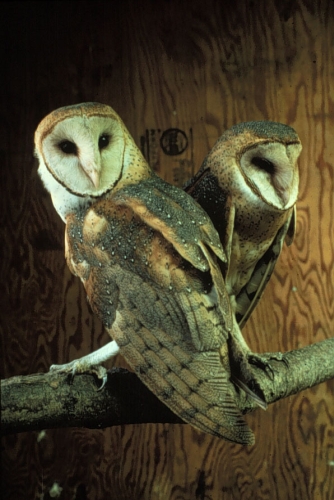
[235,207,296,328]
[184,168,235,277]
[114,176,233,333]
[65,185,254,444]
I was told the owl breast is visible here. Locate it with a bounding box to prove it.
[226,199,293,302]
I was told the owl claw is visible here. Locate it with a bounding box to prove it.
[248,354,275,379]
[248,352,288,379]
[49,360,108,389]
[97,373,108,391]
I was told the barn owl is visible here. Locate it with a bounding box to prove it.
[184,121,301,382]
[34,102,254,444]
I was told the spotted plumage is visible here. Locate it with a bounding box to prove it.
[35,102,254,444]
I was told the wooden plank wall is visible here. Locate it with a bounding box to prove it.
[1,1,333,498]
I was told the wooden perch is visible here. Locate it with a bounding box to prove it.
[1,338,334,437]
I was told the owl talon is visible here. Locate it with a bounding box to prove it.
[248,352,288,379]
[49,360,107,387]
[281,355,289,368]
[248,355,275,379]
[97,373,108,391]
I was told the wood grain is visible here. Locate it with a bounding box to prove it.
[1,0,333,499]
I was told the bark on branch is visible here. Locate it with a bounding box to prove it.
[1,338,334,437]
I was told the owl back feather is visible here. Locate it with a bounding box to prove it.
[65,189,254,444]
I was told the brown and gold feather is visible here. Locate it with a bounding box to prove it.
[35,103,254,444]
[185,121,301,381]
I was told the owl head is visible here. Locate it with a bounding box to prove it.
[35,102,150,220]
[202,121,302,211]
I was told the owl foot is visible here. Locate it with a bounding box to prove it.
[228,333,289,409]
[50,360,108,389]
[49,340,120,390]
[248,352,289,379]
[227,337,266,409]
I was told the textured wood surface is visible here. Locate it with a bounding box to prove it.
[1,1,333,499]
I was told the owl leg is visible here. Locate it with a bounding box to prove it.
[49,340,120,389]
[227,330,267,409]
[230,317,288,376]
[228,322,288,407]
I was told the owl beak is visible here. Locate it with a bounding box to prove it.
[82,163,100,188]
[88,169,100,189]
[279,189,290,207]
[274,167,295,207]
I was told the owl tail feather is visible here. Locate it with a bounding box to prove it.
[113,322,255,445]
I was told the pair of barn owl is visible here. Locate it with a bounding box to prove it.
[34,103,301,444]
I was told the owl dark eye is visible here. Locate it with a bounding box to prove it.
[251,157,276,174]
[58,140,78,155]
[99,134,110,150]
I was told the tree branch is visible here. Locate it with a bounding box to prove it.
[1,338,333,437]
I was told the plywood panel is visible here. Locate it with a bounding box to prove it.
[1,1,333,499]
